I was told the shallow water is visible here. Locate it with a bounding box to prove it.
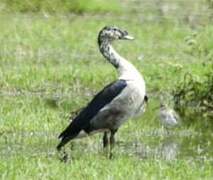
[116,129,213,161]
[0,129,212,162]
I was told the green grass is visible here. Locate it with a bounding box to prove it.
[1,156,212,179]
[0,0,213,179]
[0,0,121,13]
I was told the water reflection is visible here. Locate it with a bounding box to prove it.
[118,136,179,161]
[118,129,212,161]
[158,137,179,160]
[0,129,212,162]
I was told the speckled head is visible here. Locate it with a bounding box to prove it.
[98,26,134,45]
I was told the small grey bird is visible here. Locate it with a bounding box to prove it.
[159,103,180,131]
[57,26,147,156]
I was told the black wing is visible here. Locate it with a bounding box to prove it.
[57,79,127,150]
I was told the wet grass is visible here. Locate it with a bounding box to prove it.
[0,1,213,179]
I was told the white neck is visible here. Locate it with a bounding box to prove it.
[99,41,143,81]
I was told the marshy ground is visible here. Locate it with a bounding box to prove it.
[0,0,213,179]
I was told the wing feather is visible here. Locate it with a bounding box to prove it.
[57,79,127,150]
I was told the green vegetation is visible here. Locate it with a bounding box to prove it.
[0,0,213,179]
[173,27,213,125]
[173,65,213,124]
[0,0,121,13]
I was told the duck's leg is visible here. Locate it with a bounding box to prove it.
[103,132,109,148]
[165,127,170,136]
[109,129,117,159]
[58,146,68,163]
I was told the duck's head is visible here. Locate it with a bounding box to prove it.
[160,103,167,109]
[98,26,134,45]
